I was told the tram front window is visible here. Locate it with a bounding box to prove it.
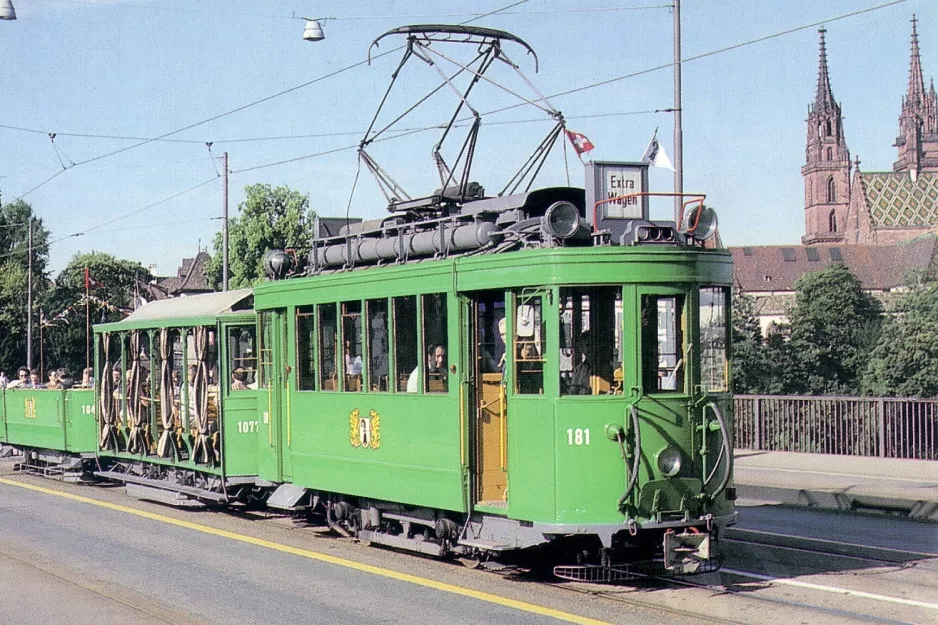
[700,287,729,392]
[641,294,685,393]
[559,287,622,395]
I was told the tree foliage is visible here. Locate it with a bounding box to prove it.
[42,251,154,376]
[0,200,51,372]
[731,292,802,395]
[208,184,315,289]
[731,292,767,394]
[863,282,938,397]
[788,264,882,395]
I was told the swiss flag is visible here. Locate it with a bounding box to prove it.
[565,129,595,155]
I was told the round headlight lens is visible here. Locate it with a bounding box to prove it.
[656,447,682,477]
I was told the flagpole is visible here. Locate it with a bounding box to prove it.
[85,266,91,371]
[673,0,684,223]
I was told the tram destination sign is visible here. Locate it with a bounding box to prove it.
[585,160,649,222]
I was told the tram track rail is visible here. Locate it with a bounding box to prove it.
[725,527,938,572]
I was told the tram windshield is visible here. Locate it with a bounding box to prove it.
[641,294,685,393]
[699,287,729,392]
[559,287,622,395]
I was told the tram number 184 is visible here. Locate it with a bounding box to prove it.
[566,428,591,446]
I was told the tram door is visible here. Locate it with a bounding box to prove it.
[467,292,508,507]
[257,309,292,483]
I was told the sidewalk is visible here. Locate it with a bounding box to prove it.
[733,450,938,522]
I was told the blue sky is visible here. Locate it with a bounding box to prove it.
[0,0,932,276]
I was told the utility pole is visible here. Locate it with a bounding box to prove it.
[26,217,33,370]
[673,0,684,223]
[223,151,229,292]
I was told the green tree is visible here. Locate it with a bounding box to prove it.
[788,264,882,395]
[42,252,154,377]
[862,282,938,397]
[0,199,51,372]
[731,291,766,394]
[208,184,314,289]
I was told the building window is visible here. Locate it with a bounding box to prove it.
[826,177,835,203]
[825,120,832,136]
[826,147,833,161]
[829,209,837,233]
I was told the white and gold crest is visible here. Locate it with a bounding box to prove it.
[349,408,381,449]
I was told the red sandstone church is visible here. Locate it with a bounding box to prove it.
[733,17,938,332]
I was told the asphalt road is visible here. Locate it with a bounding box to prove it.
[2,458,937,625]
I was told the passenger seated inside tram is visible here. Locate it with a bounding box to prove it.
[45,369,62,390]
[565,343,591,395]
[407,344,446,392]
[29,369,41,388]
[230,368,249,391]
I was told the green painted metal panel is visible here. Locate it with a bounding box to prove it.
[220,390,259,476]
[0,388,6,443]
[552,398,629,524]
[64,389,98,453]
[4,389,67,451]
[286,393,466,512]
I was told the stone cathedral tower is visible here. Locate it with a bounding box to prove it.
[893,15,938,174]
[802,28,852,244]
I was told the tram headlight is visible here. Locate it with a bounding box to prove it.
[656,447,682,477]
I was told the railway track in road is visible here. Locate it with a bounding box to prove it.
[4,464,935,625]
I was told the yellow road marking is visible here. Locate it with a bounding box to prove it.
[0,477,614,625]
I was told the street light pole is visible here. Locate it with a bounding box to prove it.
[26,217,33,370]
[673,0,683,223]
[223,151,229,291]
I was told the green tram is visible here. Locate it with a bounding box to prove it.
[1,185,735,577]
[2,22,737,578]
[249,187,736,577]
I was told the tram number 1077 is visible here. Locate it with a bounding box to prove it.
[566,428,591,446]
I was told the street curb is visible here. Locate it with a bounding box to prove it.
[736,484,938,523]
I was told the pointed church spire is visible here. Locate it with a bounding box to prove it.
[906,15,926,107]
[814,27,836,111]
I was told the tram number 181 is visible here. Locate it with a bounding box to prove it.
[566,428,591,446]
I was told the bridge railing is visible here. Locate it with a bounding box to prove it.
[734,395,938,460]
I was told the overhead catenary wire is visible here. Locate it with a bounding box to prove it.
[219,0,910,177]
[5,0,908,263]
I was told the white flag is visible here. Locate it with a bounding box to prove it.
[642,130,675,171]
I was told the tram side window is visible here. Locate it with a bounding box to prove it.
[319,304,338,391]
[367,299,390,392]
[514,296,545,395]
[342,301,363,393]
[226,326,257,391]
[700,287,729,392]
[560,287,621,395]
[394,296,418,392]
[422,293,448,393]
[295,309,315,391]
[641,295,685,393]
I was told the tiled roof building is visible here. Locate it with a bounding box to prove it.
[803,17,938,247]
[146,251,214,301]
[731,237,938,333]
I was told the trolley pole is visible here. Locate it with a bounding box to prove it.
[26,217,33,370]
[673,0,683,223]
[223,151,229,292]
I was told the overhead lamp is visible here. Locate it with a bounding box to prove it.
[0,0,17,21]
[301,18,325,42]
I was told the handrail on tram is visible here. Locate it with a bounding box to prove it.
[592,192,707,232]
